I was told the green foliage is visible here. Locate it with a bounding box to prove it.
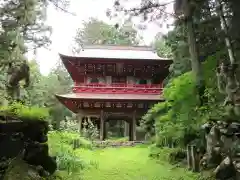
[56,150,86,174]
[0,102,49,121]
[168,148,186,164]
[149,145,186,164]
[0,0,51,70]
[59,119,79,132]
[73,18,140,52]
[164,24,191,78]
[142,55,224,148]
[48,131,93,150]
[48,131,93,177]
[82,120,99,140]
[152,33,172,58]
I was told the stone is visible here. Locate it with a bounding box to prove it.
[3,159,42,180]
[0,115,56,179]
[214,157,236,180]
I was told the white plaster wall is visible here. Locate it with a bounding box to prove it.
[86,77,91,84]
[86,77,106,84]
[127,76,135,84]
[106,76,112,85]
[98,77,105,83]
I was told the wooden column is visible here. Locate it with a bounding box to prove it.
[124,121,129,137]
[187,145,192,170]
[87,116,91,124]
[191,145,200,172]
[100,110,106,141]
[132,111,136,141]
[129,111,136,141]
[77,114,83,134]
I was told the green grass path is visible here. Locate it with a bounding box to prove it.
[76,146,198,180]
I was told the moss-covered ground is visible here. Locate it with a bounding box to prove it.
[75,146,198,180]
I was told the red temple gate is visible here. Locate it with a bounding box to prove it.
[55,45,172,141]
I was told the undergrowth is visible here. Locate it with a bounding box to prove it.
[48,131,94,179]
[0,102,49,121]
[149,144,186,163]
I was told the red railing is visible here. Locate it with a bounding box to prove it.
[72,83,163,94]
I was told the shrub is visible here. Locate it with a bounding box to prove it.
[149,145,186,164]
[141,56,225,151]
[82,120,99,140]
[56,149,86,174]
[0,102,49,121]
[168,148,186,164]
[48,131,93,175]
[48,131,93,150]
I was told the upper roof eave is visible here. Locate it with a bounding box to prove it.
[55,93,163,101]
[59,53,172,62]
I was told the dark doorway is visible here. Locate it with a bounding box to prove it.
[90,77,99,83]
[138,79,147,84]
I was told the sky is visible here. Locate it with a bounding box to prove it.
[31,0,174,75]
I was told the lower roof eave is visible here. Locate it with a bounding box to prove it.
[55,93,164,101]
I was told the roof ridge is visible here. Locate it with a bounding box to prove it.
[82,45,154,51]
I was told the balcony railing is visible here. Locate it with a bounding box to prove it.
[72,83,163,94]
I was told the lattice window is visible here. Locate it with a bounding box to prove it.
[100,103,105,108]
[89,102,94,108]
[86,64,95,72]
[126,64,133,73]
[111,102,117,108]
[96,64,104,73]
[106,64,115,73]
[94,102,101,108]
[143,65,152,73]
[138,103,144,108]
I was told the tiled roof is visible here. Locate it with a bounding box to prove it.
[59,45,171,61]
[55,93,162,101]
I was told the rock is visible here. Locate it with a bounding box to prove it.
[24,142,57,175]
[0,115,56,179]
[220,135,234,154]
[199,119,240,179]
[214,157,236,180]
[3,159,42,180]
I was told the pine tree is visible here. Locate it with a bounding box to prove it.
[0,0,51,101]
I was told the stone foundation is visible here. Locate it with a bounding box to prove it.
[93,140,147,148]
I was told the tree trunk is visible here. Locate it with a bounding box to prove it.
[215,0,239,118]
[185,2,205,105]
